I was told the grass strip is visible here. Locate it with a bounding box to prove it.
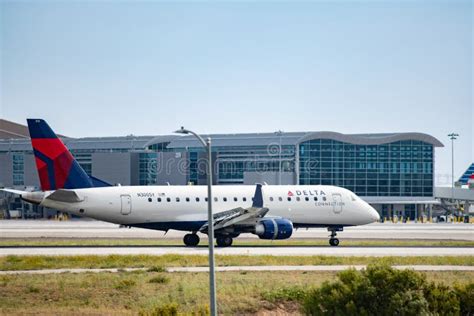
[1,254,473,271]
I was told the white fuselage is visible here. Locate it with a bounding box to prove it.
[39,185,379,230]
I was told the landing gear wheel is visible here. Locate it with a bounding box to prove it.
[329,238,339,246]
[183,233,200,247]
[216,236,233,247]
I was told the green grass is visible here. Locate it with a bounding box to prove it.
[0,270,472,315]
[1,237,473,247]
[1,254,473,271]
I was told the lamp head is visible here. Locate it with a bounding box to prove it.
[174,126,189,134]
[448,133,459,140]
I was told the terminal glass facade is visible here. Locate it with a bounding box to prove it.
[139,152,157,185]
[186,145,296,184]
[12,153,24,185]
[299,139,434,197]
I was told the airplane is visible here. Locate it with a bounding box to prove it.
[2,119,380,247]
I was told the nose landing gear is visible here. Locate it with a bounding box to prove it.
[328,227,343,246]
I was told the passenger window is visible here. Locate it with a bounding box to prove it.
[148,198,152,202]
[186,197,190,202]
[157,198,162,202]
[176,197,180,202]
[205,197,208,202]
[314,197,318,201]
[223,197,227,202]
[278,197,283,201]
[269,197,274,202]
[305,197,309,201]
[287,197,292,202]
[234,197,238,202]
[196,197,200,202]
[322,197,327,201]
[214,197,218,202]
[243,197,247,202]
[296,197,301,202]
[166,197,171,202]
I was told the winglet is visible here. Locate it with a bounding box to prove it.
[252,183,264,208]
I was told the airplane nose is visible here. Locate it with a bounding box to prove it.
[368,205,380,222]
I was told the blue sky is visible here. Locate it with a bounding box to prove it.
[0,0,472,184]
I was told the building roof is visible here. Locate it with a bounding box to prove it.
[0,119,67,140]
[166,132,308,148]
[0,119,33,139]
[0,118,444,151]
[0,135,164,152]
[165,131,444,149]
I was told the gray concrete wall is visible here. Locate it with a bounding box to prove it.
[23,153,40,188]
[0,153,13,187]
[243,171,295,185]
[92,152,132,185]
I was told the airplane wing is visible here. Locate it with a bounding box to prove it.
[199,184,269,233]
[45,189,84,203]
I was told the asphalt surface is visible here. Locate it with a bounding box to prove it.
[1,220,472,257]
[1,220,473,240]
[1,265,473,275]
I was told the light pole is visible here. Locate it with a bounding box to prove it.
[448,133,459,202]
[174,127,217,316]
[275,130,283,185]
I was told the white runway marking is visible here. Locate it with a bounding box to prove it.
[1,265,473,275]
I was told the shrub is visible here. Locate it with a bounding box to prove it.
[148,266,166,273]
[149,275,170,284]
[139,302,178,316]
[114,279,136,290]
[263,286,307,303]
[302,264,470,316]
[454,283,474,316]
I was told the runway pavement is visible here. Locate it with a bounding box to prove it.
[1,265,473,275]
[1,245,472,256]
[1,220,473,240]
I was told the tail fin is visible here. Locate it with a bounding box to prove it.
[27,119,110,191]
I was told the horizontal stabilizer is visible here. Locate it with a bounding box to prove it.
[46,189,83,203]
[0,188,27,195]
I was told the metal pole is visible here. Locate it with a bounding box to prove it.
[451,136,454,201]
[206,137,217,316]
[448,133,459,203]
[279,133,282,185]
[174,127,217,316]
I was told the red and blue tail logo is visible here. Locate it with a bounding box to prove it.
[27,119,94,191]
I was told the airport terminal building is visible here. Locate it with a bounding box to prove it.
[0,119,444,219]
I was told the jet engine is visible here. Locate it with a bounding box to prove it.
[255,218,293,240]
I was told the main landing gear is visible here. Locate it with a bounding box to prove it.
[183,233,236,247]
[216,236,233,247]
[183,233,200,247]
[328,227,342,246]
